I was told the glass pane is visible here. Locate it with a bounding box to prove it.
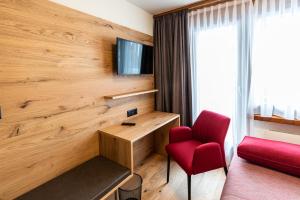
[253,12,300,119]
[196,25,238,148]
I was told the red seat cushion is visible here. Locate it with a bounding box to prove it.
[166,140,202,175]
[238,136,300,177]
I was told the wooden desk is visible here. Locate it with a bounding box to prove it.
[98,111,180,172]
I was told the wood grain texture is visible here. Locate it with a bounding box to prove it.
[100,175,133,200]
[154,117,180,156]
[104,89,158,100]
[100,112,180,142]
[154,0,234,18]
[0,0,153,199]
[99,111,180,174]
[100,112,180,200]
[106,153,226,200]
[99,133,133,170]
[135,154,226,200]
[133,133,154,167]
[254,114,300,126]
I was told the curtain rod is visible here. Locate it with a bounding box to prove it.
[154,0,254,18]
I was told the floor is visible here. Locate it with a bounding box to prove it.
[134,154,226,200]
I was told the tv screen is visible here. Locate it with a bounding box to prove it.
[117,38,153,75]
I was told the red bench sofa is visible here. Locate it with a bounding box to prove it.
[221,137,300,200]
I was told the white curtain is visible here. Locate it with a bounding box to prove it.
[189,0,253,161]
[253,0,300,120]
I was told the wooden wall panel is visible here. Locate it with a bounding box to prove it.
[133,133,155,168]
[0,0,154,199]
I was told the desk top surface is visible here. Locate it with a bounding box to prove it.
[99,111,180,142]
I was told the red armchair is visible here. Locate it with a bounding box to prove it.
[165,110,230,200]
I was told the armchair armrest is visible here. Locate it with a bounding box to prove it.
[192,142,224,174]
[169,126,193,144]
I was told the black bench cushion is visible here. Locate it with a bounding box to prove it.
[17,156,131,200]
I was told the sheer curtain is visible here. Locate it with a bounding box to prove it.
[189,0,253,161]
[253,0,300,120]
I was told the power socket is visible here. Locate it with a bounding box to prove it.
[127,108,138,117]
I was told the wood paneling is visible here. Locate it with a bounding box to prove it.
[154,117,180,156]
[99,133,133,170]
[133,133,154,167]
[0,0,153,199]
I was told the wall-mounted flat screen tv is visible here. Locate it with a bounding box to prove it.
[117,38,153,75]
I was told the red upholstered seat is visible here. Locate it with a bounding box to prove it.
[165,110,230,200]
[166,140,202,175]
[238,136,300,177]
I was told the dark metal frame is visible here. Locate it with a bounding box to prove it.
[167,155,171,183]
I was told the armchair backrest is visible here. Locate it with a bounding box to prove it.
[192,110,230,143]
[192,110,230,163]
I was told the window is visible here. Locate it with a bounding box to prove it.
[195,25,238,150]
[252,9,300,120]
[189,0,252,150]
[196,25,238,125]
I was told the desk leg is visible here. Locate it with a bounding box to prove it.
[99,132,133,171]
[154,117,180,156]
[133,134,154,169]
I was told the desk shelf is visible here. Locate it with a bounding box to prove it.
[98,111,180,172]
[104,89,158,100]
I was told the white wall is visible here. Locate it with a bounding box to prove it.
[51,0,153,36]
[252,121,300,145]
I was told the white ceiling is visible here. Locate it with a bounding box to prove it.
[127,0,201,15]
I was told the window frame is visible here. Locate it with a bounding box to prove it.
[254,114,300,126]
